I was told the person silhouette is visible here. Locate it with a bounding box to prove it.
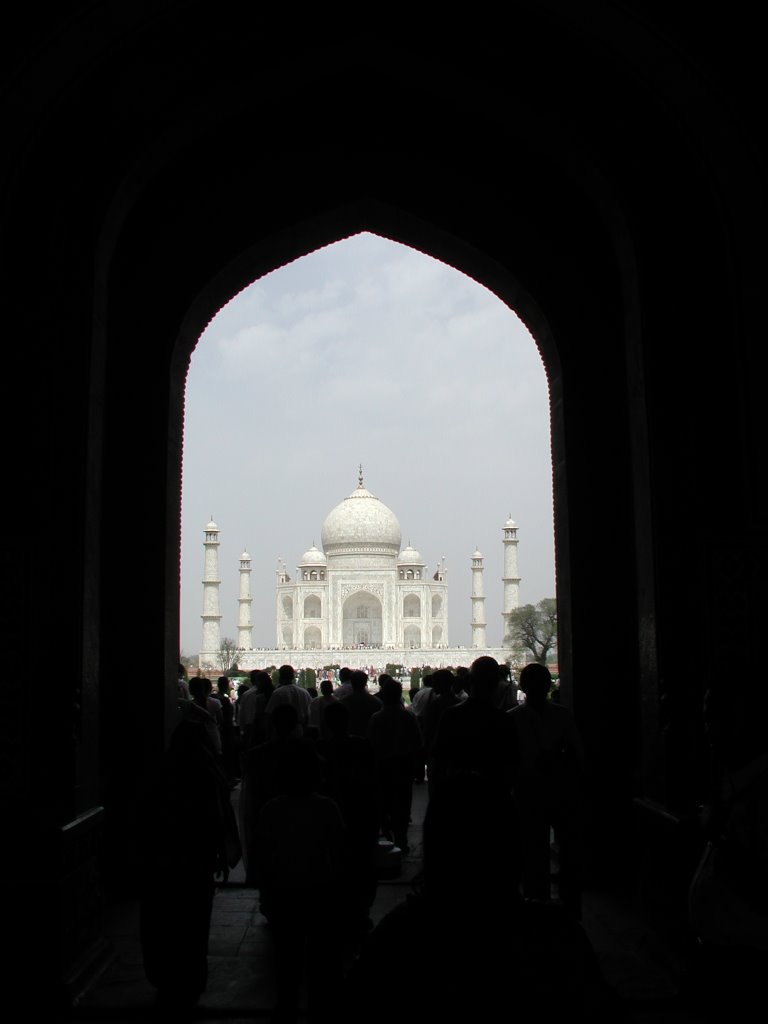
[508,662,585,915]
[343,773,613,1022]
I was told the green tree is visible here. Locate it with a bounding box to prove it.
[298,667,317,689]
[505,599,558,664]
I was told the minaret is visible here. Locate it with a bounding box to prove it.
[471,549,487,648]
[502,515,521,647]
[238,549,253,650]
[200,518,222,667]
[275,558,291,648]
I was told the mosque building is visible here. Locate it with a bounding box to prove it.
[199,470,521,671]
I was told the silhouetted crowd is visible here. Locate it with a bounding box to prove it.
[139,655,768,1021]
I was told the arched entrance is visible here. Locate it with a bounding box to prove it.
[172,214,571,694]
[154,197,651,901]
[342,591,383,646]
[90,89,659,909]
[404,624,422,649]
[98,197,630,904]
[304,625,322,649]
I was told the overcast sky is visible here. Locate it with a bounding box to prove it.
[180,232,554,657]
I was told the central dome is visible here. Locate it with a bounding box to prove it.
[321,480,402,556]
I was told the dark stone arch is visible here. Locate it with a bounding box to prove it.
[99,150,644,886]
[162,196,576,684]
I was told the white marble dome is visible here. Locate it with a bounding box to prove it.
[398,544,424,565]
[299,544,326,565]
[321,482,402,556]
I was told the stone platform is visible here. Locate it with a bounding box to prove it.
[206,646,513,674]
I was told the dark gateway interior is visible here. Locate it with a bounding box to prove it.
[1,2,765,1013]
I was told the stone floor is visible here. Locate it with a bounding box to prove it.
[68,784,709,1022]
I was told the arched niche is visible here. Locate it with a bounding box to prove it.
[304,625,322,649]
[342,590,382,646]
[404,624,422,649]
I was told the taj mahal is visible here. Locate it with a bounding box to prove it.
[199,470,521,671]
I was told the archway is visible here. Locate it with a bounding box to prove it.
[342,591,383,646]
[180,228,558,674]
[112,192,646,899]
[304,625,322,649]
[404,624,422,648]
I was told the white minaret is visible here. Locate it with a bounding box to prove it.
[238,549,253,651]
[502,515,521,647]
[471,548,487,648]
[201,518,222,667]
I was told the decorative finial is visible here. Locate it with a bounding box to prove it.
[358,463,364,488]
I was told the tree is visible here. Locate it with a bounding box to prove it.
[298,667,317,689]
[216,637,240,673]
[505,599,558,664]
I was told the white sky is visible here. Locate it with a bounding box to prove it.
[180,232,555,657]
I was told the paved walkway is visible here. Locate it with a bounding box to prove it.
[70,784,707,1022]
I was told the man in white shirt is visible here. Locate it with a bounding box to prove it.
[266,664,312,728]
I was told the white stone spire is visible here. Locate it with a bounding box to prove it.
[471,548,487,648]
[200,518,222,668]
[502,514,521,647]
[238,549,253,651]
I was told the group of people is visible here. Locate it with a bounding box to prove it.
[151,656,604,1020]
[155,653,768,1020]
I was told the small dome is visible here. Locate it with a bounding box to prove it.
[472,549,484,559]
[299,544,327,565]
[205,519,219,532]
[398,544,424,565]
[504,514,517,529]
[240,550,251,560]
